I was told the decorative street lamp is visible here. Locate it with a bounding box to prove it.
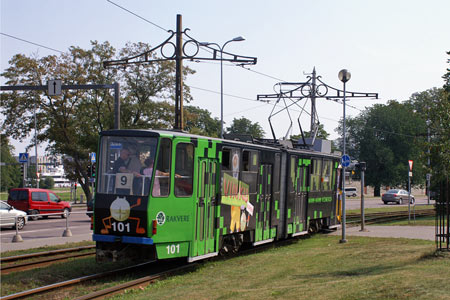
[200,36,246,138]
[338,68,351,243]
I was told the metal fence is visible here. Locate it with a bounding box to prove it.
[435,178,450,251]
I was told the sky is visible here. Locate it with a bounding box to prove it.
[1,0,449,156]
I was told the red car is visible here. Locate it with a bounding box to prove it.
[7,188,71,220]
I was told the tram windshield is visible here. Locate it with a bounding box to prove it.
[97,136,158,196]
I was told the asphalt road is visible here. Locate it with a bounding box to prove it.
[345,195,433,210]
[0,206,92,252]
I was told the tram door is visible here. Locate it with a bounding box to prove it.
[260,164,272,240]
[195,158,218,257]
[295,160,307,226]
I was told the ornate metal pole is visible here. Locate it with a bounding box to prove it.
[175,14,183,130]
[201,37,245,138]
[103,15,256,132]
[339,69,351,243]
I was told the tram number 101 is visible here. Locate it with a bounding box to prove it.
[111,222,130,233]
[166,244,180,255]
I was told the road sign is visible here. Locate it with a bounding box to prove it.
[47,79,62,96]
[341,154,351,167]
[408,160,413,171]
[409,172,413,177]
[19,153,29,163]
[90,152,96,163]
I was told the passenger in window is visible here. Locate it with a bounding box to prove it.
[113,148,141,177]
[141,157,172,196]
[128,146,143,175]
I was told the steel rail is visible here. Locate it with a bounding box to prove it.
[74,239,296,299]
[0,245,95,263]
[74,263,196,300]
[1,251,95,274]
[346,209,435,225]
[0,261,156,300]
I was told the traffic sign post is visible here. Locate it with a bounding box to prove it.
[18,153,28,163]
[90,152,96,164]
[341,154,351,167]
[47,80,62,96]
[408,160,413,224]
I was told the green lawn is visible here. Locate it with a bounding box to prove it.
[2,236,449,299]
[111,236,448,300]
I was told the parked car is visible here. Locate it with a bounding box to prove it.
[0,200,28,230]
[382,189,415,205]
[7,188,71,220]
[344,187,357,197]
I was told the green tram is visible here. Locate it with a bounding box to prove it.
[93,129,342,262]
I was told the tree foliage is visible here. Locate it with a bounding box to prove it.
[339,100,427,196]
[1,41,195,201]
[290,123,330,140]
[226,117,265,138]
[0,136,21,191]
[184,105,221,137]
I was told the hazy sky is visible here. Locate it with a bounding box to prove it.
[1,0,449,155]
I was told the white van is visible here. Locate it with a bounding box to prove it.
[344,187,357,197]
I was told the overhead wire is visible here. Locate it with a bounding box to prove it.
[0,32,65,54]
[4,2,402,139]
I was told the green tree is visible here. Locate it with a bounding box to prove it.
[1,41,194,202]
[226,117,265,138]
[184,105,221,137]
[290,124,330,140]
[40,176,55,189]
[0,136,21,191]
[340,101,427,196]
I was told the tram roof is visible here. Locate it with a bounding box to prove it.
[100,129,339,158]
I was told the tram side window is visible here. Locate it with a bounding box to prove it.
[221,148,240,197]
[221,149,231,170]
[322,160,332,191]
[289,156,296,194]
[175,143,194,197]
[241,150,258,194]
[152,138,171,197]
[310,159,322,192]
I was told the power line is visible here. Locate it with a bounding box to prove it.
[106,0,168,32]
[1,32,65,54]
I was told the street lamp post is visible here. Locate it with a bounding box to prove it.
[338,69,351,243]
[200,36,245,138]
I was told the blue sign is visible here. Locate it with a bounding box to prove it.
[90,152,96,163]
[19,153,29,163]
[341,154,351,167]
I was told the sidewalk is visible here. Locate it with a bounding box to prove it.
[1,232,93,253]
[329,225,435,241]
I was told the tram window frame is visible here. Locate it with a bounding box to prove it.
[289,156,296,194]
[174,143,194,197]
[310,158,322,192]
[322,160,332,191]
[152,138,171,197]
[221,147,240,196]
[241,150,258,194]
[97,135,158,196]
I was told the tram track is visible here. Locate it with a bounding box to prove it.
[346,208,435,225]
[1,238,296,300]
[1,246,96,274]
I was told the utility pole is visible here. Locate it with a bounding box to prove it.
[257,68,378,146]
[103,14,257,131]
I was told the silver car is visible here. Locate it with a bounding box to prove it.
[0,200,28,230]
[382,189,415,205]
